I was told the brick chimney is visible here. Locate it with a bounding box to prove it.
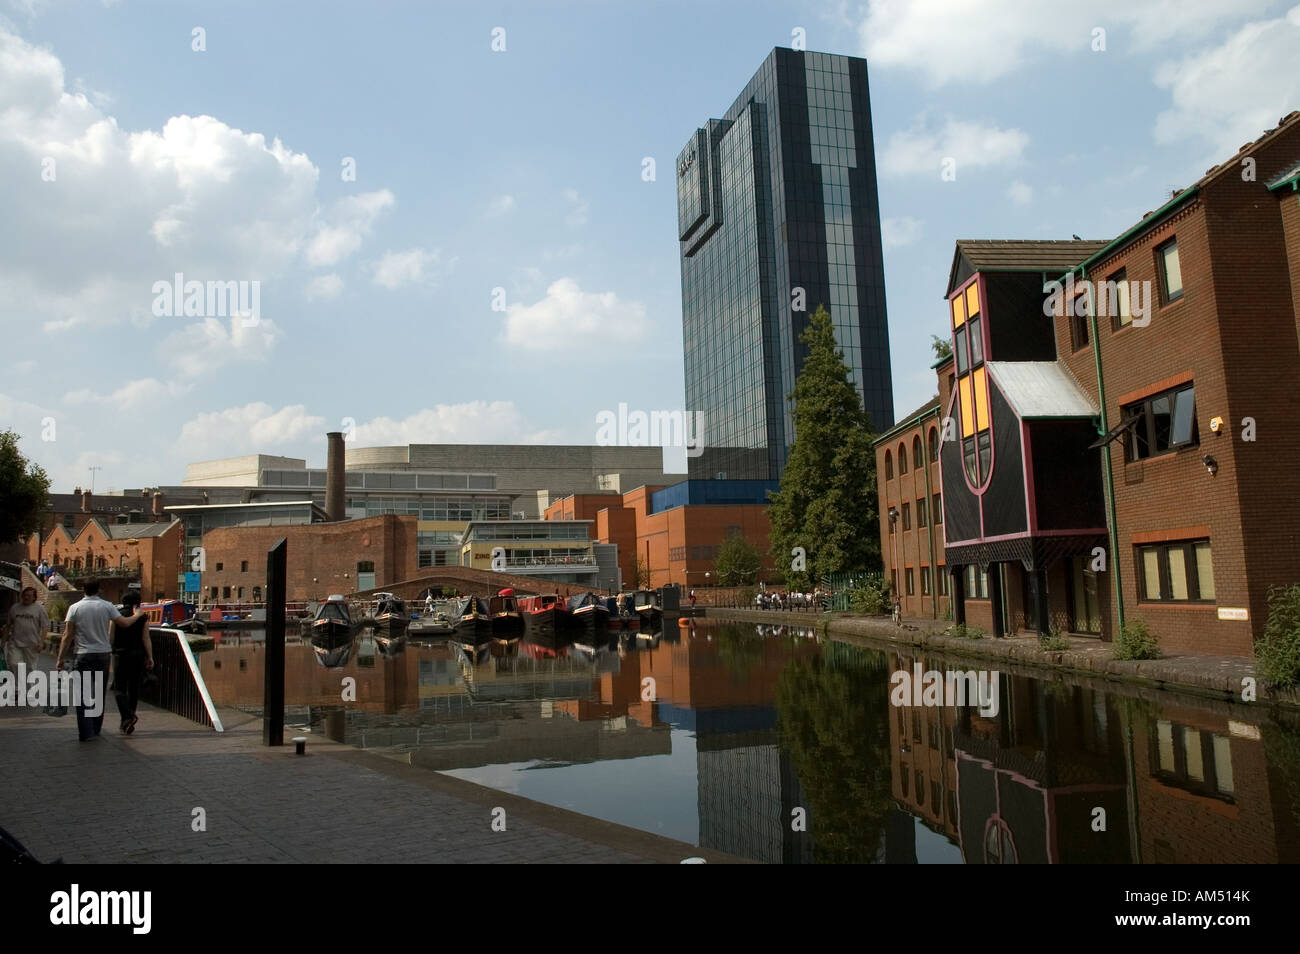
[81,489,92,513]
[152,491,164,518]
[325,431,346,522]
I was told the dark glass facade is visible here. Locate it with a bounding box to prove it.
[678,48,893,480]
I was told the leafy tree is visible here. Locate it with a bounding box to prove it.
[713,531,761,586]
[768,305,881,587]
[931,334,952,362]
[0,429,51,544]
[633,557,652,589]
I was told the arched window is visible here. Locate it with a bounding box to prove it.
[898,442,908,474]
[912,435,923,469]
[929,427,940,462]
[884,450,893,479]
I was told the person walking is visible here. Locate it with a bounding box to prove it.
[112,592,153,735]
[689,588,697,608]
[55,580,145,741]
[4,586,50,672]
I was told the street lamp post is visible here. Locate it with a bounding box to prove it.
[888,506,900,617]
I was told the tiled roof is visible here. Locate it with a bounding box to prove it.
[106,521,177,539]
[1267,159,1300,190]
[954,239,1110,272]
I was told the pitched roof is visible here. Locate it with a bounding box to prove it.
[948,240,1109,292]
[1267,159,1300,191]
[107,521,178,539]
[987,362,1098,419]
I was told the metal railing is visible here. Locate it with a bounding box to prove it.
[139,627,223,732]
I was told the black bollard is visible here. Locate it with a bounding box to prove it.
[264,538,287,746]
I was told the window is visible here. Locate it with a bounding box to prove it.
[1124,383,1198,461]
[921,566,932,596]
[215,562,223,571]
[963,437,977,483]
[928,427,939,462]
[906,568,915,596]
[885,450,893,479]
[902,502,911,530]
[912,435,923,470]
[222,586,231,598]
[898,443,908,474]
[357,561,375,573]
[210,586,217,599]
[1137,539,1214,603]
[964,565,989,599]
[938,567,949,595]
[917,497,928,527]
[967,317,983,366]
[933,493,943,524]
[237,586,244,599]
[1158,239,1183,302]
[1152,720,1233,800]
[1070,293,1090,351]
[252,586,262,602]
[240,560,248,572]
[1108,269,1132,330]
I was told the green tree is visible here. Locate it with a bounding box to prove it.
[768,305,881,587]
[0,429,51,544]
[633,557,652,589]
[931,334,952,362]
[713,531,762,586]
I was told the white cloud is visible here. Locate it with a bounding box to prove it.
[353,403,558,445]
[177,402,326,457]
[63,378,190,409]
[157,315,284,376]
[0,27,398,335]
[304,273,343,301]
[880,116,1029,178]
[487,194,515,216]
[502,278,647,350]
[305,189,393,266]
[881,216,923,249]
[562,187,589,226]
[371,247,448,289]
[1006,181,1033,206]
[859,0,1279,86]
[1153,6,1300,158]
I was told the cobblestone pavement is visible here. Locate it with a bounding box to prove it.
[0,659,732,864]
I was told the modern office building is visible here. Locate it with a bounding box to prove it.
[677,47,893,480]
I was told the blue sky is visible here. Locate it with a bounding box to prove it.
[3,0,1299,492]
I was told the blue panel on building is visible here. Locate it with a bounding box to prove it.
[649,479,780,514]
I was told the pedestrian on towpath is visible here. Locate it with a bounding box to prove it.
[112,591,154,735]
[4,586,49,671]
[56,579,145,741]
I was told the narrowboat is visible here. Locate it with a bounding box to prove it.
[566,592,610,639]
[488,588,524,640]
[451,595,494,647]
[140,599,202,632]
[372,592,409,629]
[310,594,352,650]
[517,593,573,631]
[633,589,662,631]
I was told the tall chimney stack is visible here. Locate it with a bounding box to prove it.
[81,489,92,513]
[152,491,164,518]
[325,432,346,522]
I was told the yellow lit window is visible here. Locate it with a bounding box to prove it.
[965,283,979,319]
[973,367,989,432]
[959,377,974,438]
[951,294,966,329]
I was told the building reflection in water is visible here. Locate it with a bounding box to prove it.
[193,623,1300,864]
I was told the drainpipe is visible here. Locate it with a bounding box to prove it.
[920,408,939,619]
[1081,264,1126,633]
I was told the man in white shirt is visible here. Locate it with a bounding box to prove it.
[4,586,50,670]
[56,579,145,741]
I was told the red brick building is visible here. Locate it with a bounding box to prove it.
[913,111,1300,656]
[874,396,950,619]
[24,517,182,601]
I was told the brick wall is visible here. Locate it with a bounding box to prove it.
[876,410,950,620]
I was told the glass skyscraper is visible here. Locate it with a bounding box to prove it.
[677,47,893,480]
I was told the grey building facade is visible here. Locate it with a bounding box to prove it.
[677,47,893,480]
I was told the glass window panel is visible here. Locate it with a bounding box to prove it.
[1212,735,1233,795]
[1195,542,1215,600]
[955,332,969,374]
[1157,721,1175,772]
[973,367,990,432]
[977,431,992,482]
[968,317,983,366]
[951,295,965,328]
[1150,395,1173,451]
[1171,387,1196,445]
[1161,241,1183,298]
[1184,729,1204,781]
[959,378,974,438]
[1168,547,1189,600]
[965,283,979,318]
[1113,272,1131,327]
[963,438,978,483]
[1141,548,1162,600]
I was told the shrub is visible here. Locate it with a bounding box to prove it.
[1038,627,1071,652]
[850,576,891,616]
[945,623,985,640]
[1256,584,1300,688]
[46,598,68,622]
[736,587,756,610]
[1113,618,1160,660]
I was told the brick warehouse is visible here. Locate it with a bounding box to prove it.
[917,111,1300,656]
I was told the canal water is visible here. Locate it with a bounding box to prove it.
[197,620,1300,864]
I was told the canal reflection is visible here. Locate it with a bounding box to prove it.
[196,621,1300,864]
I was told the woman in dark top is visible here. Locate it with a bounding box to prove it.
[113,592,154,734]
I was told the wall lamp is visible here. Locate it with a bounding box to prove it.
[888,506,899,524]
[1202,454,1218,477]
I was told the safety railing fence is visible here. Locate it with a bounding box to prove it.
[139,627,224,732]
